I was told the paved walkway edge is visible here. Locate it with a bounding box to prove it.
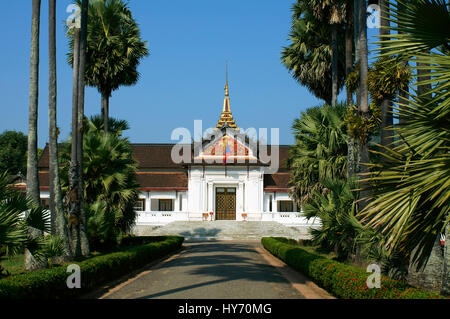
[255,246,335,299]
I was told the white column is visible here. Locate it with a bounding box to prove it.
[208,182,214,212]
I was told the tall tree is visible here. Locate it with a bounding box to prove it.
[357,0,371,210]
[281,0,346,104]
[26,0,41,203]
[345,1,356,178]
[48,0,71,259]
[77,0,90,257]
[305,0,347,106]
[379,0,394,148]
[25,0,44,271]
[68,0,149,133]
[67,0,90,257]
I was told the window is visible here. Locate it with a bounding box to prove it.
[179,194,183,211]
[269,195,273,212]
[278,201,293,212]
[159,199,173,211]
[134,199,146,212]
[40,198,50,209]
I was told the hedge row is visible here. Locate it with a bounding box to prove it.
[262,237,446,299]
[0,236,184,299]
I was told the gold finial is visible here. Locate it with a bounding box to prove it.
[224,60,229,96]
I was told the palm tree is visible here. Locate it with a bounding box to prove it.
[360,0,450,294]
[304,0,348,106]
[356,0,371,211]
[26,0,41,204]
[379,0,395,148]
[48,0,71,259]
[281,1,346,104]
[0,172,51,272]
[68,0,149,133]
[67,0,89,257]
[59,117,139,249]
[303,179,359,260]
[77,0,90,257]
[25,0,42,271]
[288,103,348,202]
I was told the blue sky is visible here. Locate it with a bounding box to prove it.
[0,1,379,148]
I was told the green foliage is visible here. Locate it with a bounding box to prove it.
[281,1,346,103]
[261,237,446,299]
[0,236,183,299]
[60,116,139,249]
[303,179,359,260]
[288,104,348,202]
[67,0,149,98]
[344,64,360,94]
[344,103,382,145]
[0,172,50,258]
[361,0,450,269]
[367,57,411,105]
[0,131,27,176]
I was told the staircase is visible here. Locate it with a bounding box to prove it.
[132,221,315,241]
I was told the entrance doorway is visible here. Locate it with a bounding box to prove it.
[215,187,236,220]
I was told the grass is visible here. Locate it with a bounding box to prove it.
[0,254,25,276]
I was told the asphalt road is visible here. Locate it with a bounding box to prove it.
[101,241,308,299]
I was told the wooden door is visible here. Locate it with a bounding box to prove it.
[215,188,236,220]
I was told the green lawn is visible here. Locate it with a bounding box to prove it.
[0,254,25,276]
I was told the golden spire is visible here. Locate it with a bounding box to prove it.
[216,62,238,130]
[224,61,229,96]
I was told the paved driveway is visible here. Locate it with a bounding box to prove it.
[99,241,330,299]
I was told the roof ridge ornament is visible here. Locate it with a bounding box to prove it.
[216,62,239,130]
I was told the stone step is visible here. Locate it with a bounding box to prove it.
[132,221,314,241]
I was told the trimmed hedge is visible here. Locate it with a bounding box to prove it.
[0,236,183,299]
[120,235,169,247]
[262,237,447,299]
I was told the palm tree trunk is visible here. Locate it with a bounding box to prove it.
[77,0,90,256]
[353,0,361,176]
[379,0,394,149]
[442,223,450,296]
[48,0,71,260]
[331,24,338,107]
[25,0,44,272]
[358,0,370,211]
[346,2,355,178]
[26,0,41,204]
[69,27,81,257]
[101,93,110,133]
[397,1,409,126]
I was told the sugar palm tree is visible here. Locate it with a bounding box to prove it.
[281,1,346,104]
[25,0,42,271]
[288,103,348,202]
[26,0,41,204]
[361,0,450,280]
[304,0,348,106]
[67,0,149,133]
[48,0,71,259]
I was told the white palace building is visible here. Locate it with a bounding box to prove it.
[37,78,319,229]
